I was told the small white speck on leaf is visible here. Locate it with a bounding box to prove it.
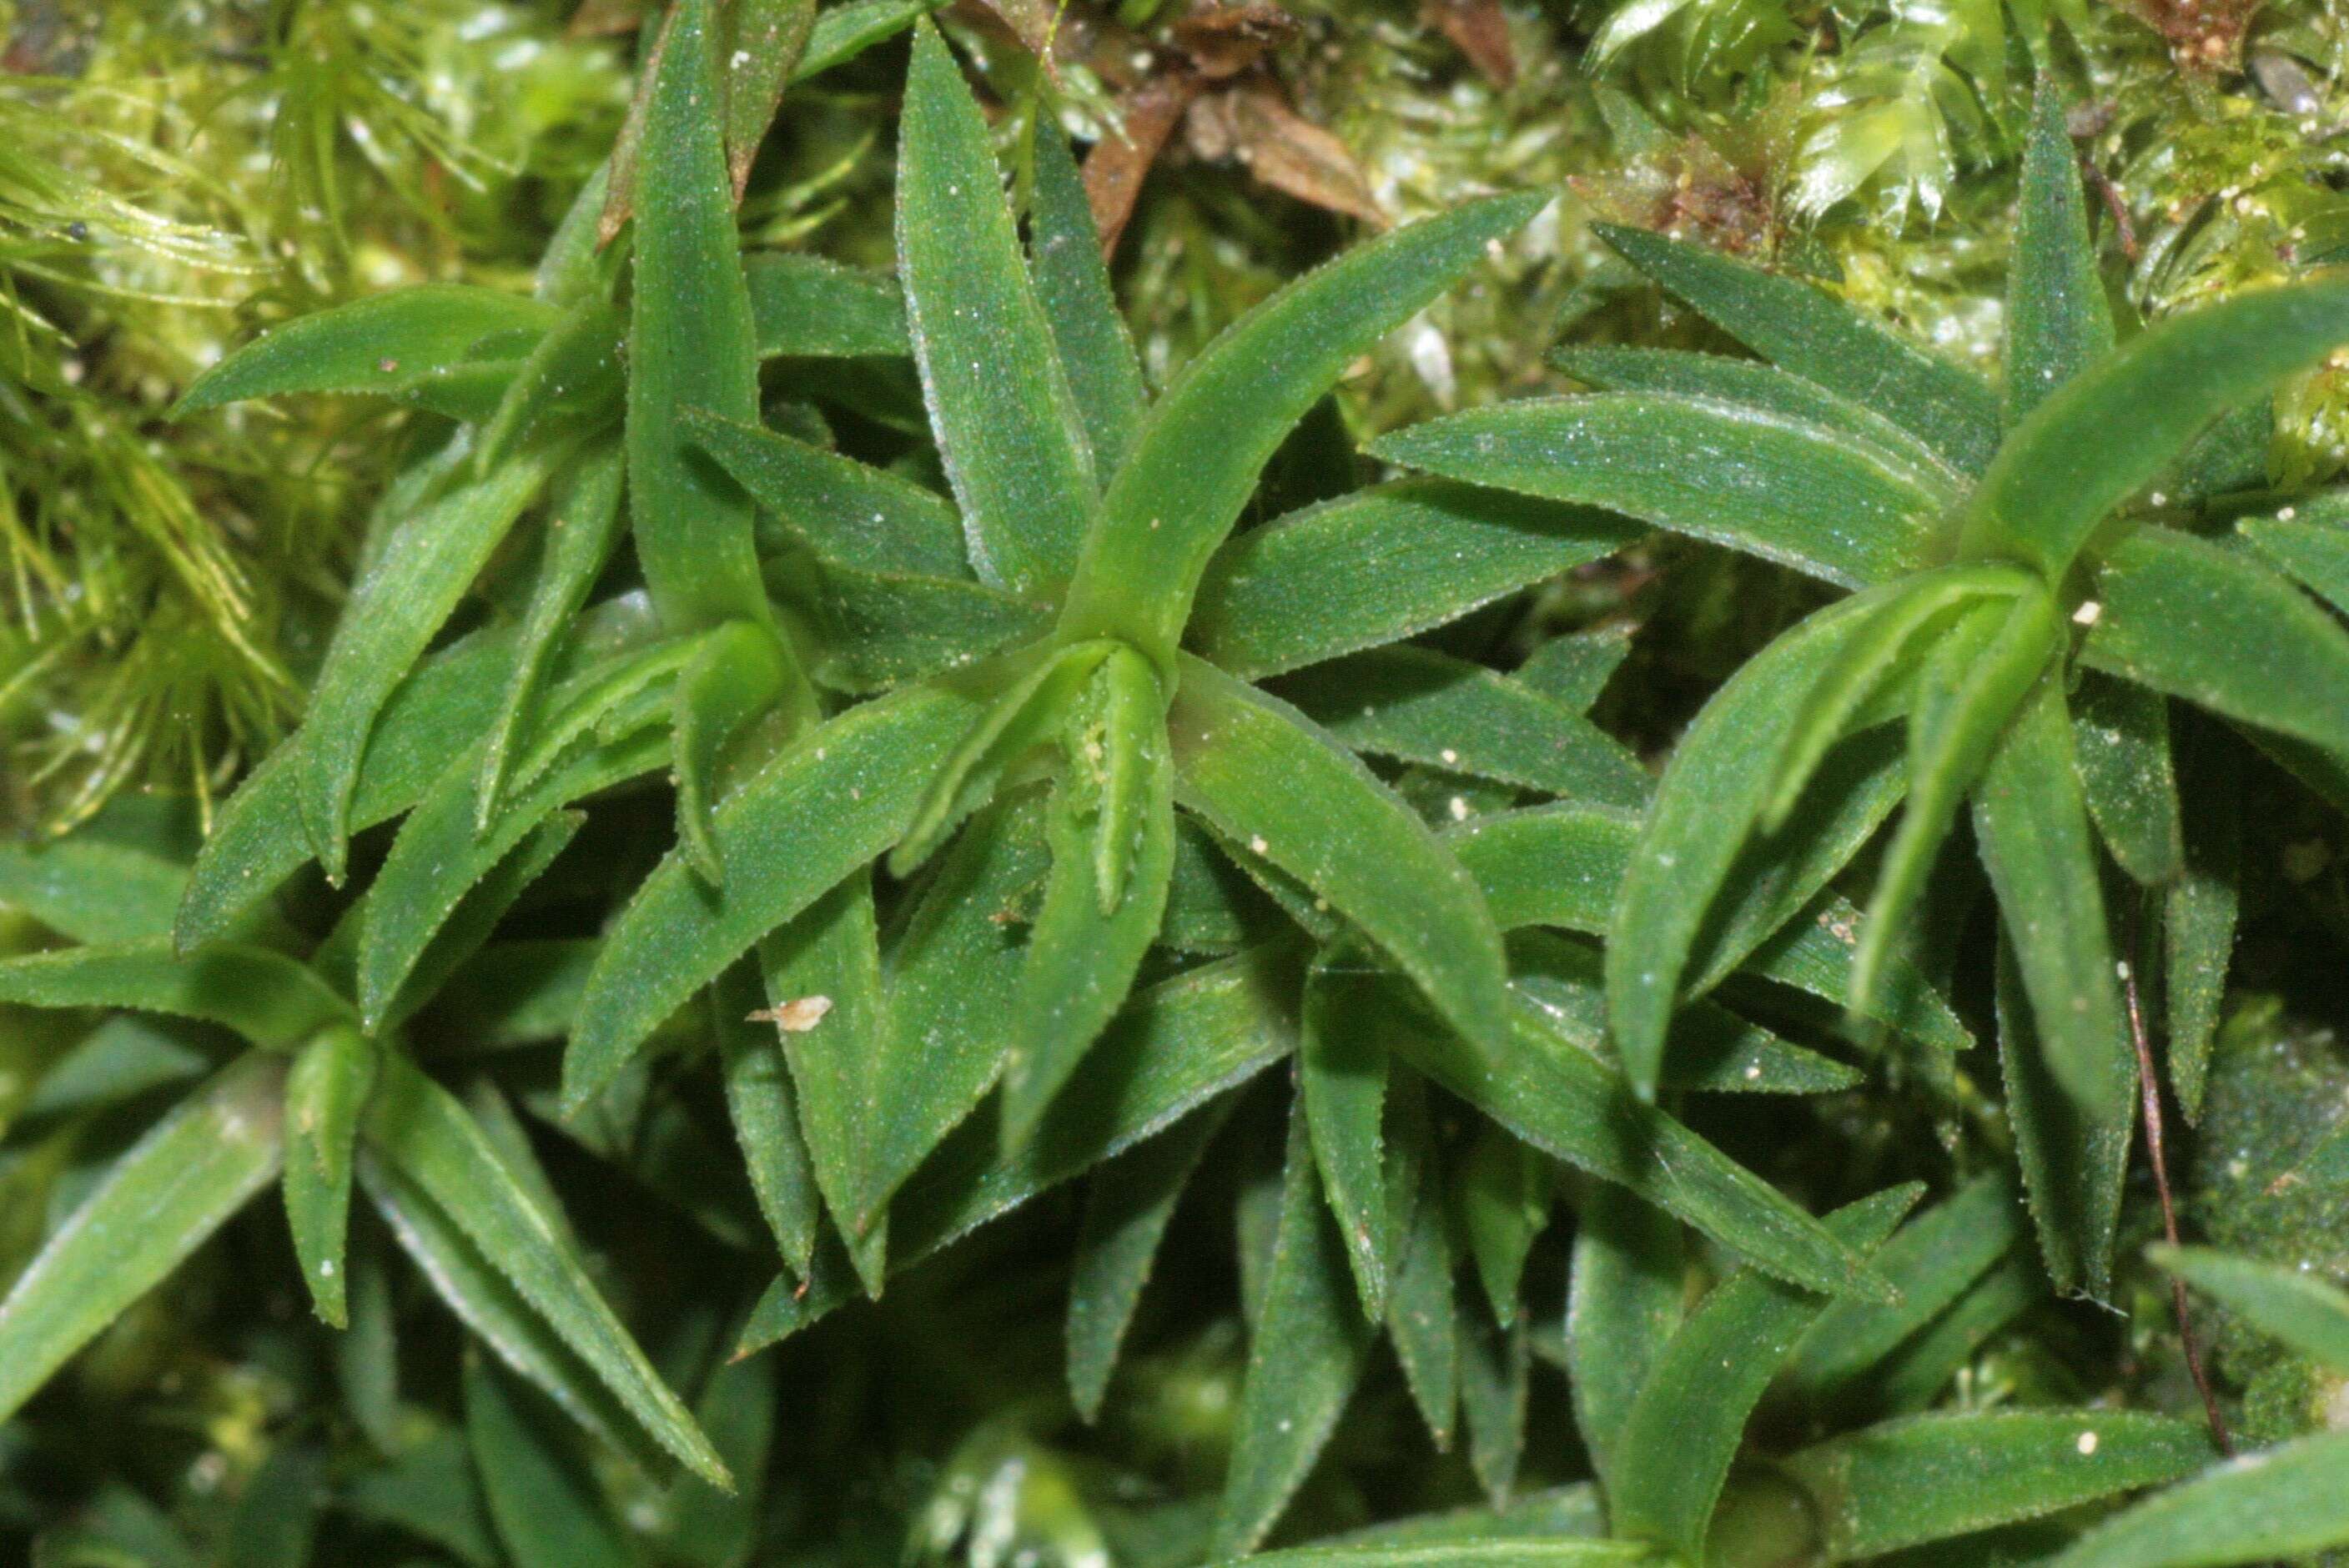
[2076,1430,2099,1455]
[2072,601,2102,627]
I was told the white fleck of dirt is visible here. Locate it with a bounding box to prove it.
[2075,1430,2099,1455]
[1249,835,1269,855]
[2071,600,2102,627]
[1447,796,1470,821]
[751,996,834,1033]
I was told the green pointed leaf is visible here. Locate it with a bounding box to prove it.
[2084,526,2349,766]
[476,445,628,828]
[1456,1124,1548,1327]
[1783,1410,2211,1560]
[2154,1245,2349,1375]
[284,1025,376,1327]
[799,565,1049,692]
[1210,1544,1646,1565]
[744,252,911,359]
[628,0,771,632]
[1067,1103,1228,1421]
[0,836,186,946]
[1001,676,1177,1149]
[0,1054,283,1424]
[1032,126,1148,480]
[2165,719,2240,1120]
[1171,655,1512,1060]
[1593,222,2000,473]
[1565,1184,1683,1491]
[2046,1430,2349,1568]
[1371,392,1939,591]
[1607,1186,1922,1562]
[171,286,554,419]
[1853,585,2060,1014]
[721,0,816,197]
[474,304,625,479]
[1460,1304,1529,1507]
[1276,647,1649,809]
[1549,346,1964,494]
[1960,279,2349,576]
[792,0,941,78]
[465,1354,631,1568]
[1211,1105,1380,1559]
[1383,1077,1458,1449]
[1191,480,1641,681]
[0,940,354,1048]
[1973,675,2135,1135]
[1874,1247,2043,1416]
[1607,587,1901,1097]
[566,682,982,1108]
[1993,940,2130,1299]
[219,1444,324,1568]
[2241,510,2349,616]
[712,965,822,1275]
[1301,957,1393,1319]
[2005,82,2114,426]
[687,406,966,577]
[2071,672,2183,886]
[1787,1171,2022,1405]
[300,452,558,880]
[1059,192,1546,667]
[898,20,1094,594]
[755,873,890,1294]
[362,1052,730,1486]
[1515,629,1634,714]
[672,619,797,883]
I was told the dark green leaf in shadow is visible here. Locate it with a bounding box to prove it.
[2153,1245,2349,1375]
[2164,717,2240,1120]
[1992,941,2130,1300]
[465,1353,631,1568]
[2071,672,2183,887]
[1301,954,1393,1318]
[1565,1184,1683,1492]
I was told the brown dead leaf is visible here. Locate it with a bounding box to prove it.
[1169,2,1299,79]
[569,0,646,38]
[1422,0,1515,88]
[749,996,835,1033]
[1217,83,1385,228]
[1084,69,1204,258]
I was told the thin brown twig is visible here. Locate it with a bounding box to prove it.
[2122,901,2232,1455]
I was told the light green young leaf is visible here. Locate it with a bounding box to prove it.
[628,0,772,633]
[1853,585,2060,1015]
[0,837,186,946]
[712,965,820,1277]
[898,20,1094,594]
[1593,222,1999,473]
[1277,647,1649,809]
[687,406,966,577]
[2241,512,2349,617]
[1607,1186,1921,1562]
[1031,126,1148,480]
[2084,526,2349,766]
[2165,719,2239,1120]
[1973,675,2135,1138]
[362,1052,729,1486]
[284,1025,377,1327]
[1211,1106,1380,1559]
[2046,1430,2349,1568]
[0,1053,284,1424]
[300,452,557,882]
[172,286,554,419]
[1170,656,1512,1061]
[744,251,910,359]
[0,941,354,1048]
[1067,1103,1229,1421]
[1191,480,1640,681]
[465,1354,631,1568]
[1059,193,1546,669]
[2004,80,2113,426]
[1993,941,2130,1300]
[1565,1184,1683,1491]
[1960,279,2349,576]
[1371,393,1938,591]
[475,445,628,829]
[2154,1245,2349,1375]
[1301,958,1393,1319]
[756,874,890,1294]
[2071,673,2183,887]
[566,682,981,1108]
[1783,1410,2211,1560]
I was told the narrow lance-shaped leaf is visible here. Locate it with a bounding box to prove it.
[2071,672,2184,887]
[1959,279,2349,576]
[2165,716,2240,1119]
[2241,510,2349,618]
[171,287,555,419]
[1456,1124,1550,1329]
[1207,1544,1648,1566]
[898,20,1094,594]
[2047,1430,2349,1568]
[1381,1076,1457,1448]
[474,302,625,480]
[476,445,627,829]
[1593,221,2000,473]
[1370,393,1942,591]
[301,452,556,881]
[0,836,187,946]
[1171,656,1512,1062]
[672,619,800,883]
[1058,192,1545,670]
[1564,1184,1683,1492]
[362,1052,731,1486]
[1780,1410,2211,1561]
[0,941,355,1050]
[712,965,821,1277]
[1606,1186,1921,1562]
[1210,1105,1380,1559]
[1031,124,1148,480]
[743,251,911,359]
[2153,1245,2349,1375]
[627,0,774,632]
[284,1025,378,1327]
[465,1354,631,1568]
[1300,956,1392,1319]
[0,1053,285,1425]
[566,683,981,1108]
[686,406,966,578]
[1994,940,2130,1300]
[2004,79,2114,426]
[722,0,817,199]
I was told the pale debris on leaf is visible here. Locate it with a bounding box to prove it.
[750,996,834,1033]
